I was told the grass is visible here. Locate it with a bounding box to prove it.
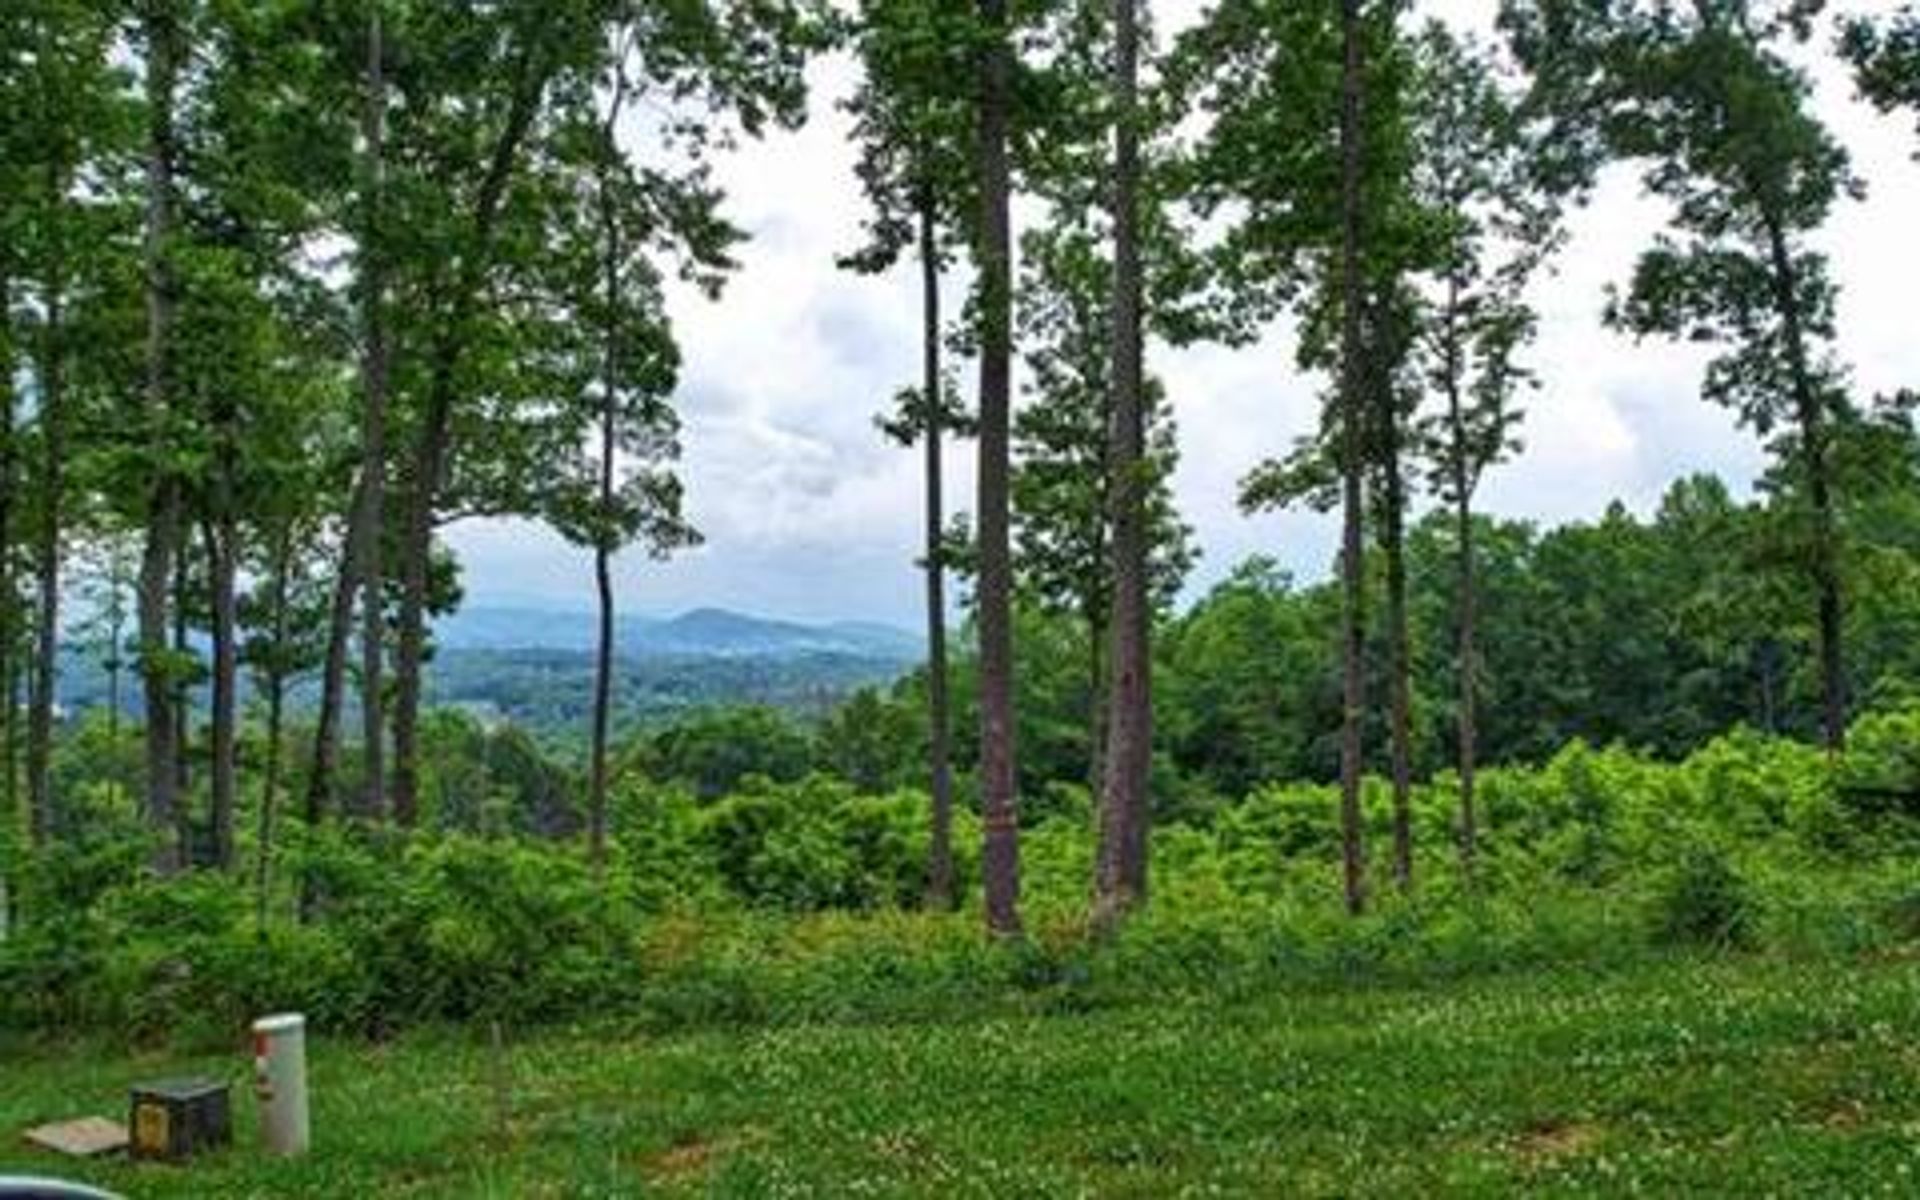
[4,952,1919,1197]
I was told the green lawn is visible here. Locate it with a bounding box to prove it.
[5,953,1919,1197]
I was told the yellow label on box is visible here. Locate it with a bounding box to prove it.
[134,1102,170,1153]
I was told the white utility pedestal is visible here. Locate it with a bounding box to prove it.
[252,1012,310,1156]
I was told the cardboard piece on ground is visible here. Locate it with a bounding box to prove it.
[24,1116,130,1158]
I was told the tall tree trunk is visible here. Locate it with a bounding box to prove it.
[257,527,291,935]
[27,172,67,846]
[917,193,956,911]
[357,5,389,824]
[588,487,614,870]
[1094,0,1152,930]
[1382,417,1413,892]
[588,58,632,876]
[389,54,552,830]
[304,495,361,830]
[139,0,184,874]
[1336,0,1369,917]
[1761,216,1845,754]
[391,397,448,830]
[975,0,1021,938]
[1,267,16,854]
[204,515,237,871]
[1443,277,1478,873]
[172,549,191,805]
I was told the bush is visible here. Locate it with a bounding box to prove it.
[5,708,1915,1043]
[1650,844,1754,950]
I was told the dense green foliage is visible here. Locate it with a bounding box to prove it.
[5,703,1916,1040]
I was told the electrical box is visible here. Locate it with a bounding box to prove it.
[128,1078,231,1163]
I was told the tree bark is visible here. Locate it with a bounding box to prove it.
[917,193,956,911]
[27,166,67,846]
[356,5,389,824]
[0,268,16,856]
[139,0,184,873]
[257,527,291,935]
[304,491,361,831]
[1094,0,1152,931]
[204,515,237,870]
[1336,0,1369,917]
[975,0,1021,938]
[1381,391,1413,892]
[391,399,446,830]
[1761,215,1845,754]
[172,549,191,804]
[588,56,632,876]
[1442,274,1478,873]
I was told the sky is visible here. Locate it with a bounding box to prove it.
[446,0,1920,628]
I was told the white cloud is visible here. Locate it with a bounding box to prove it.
[449,0,1920,625]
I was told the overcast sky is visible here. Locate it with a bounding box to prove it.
[446,0,1920,628]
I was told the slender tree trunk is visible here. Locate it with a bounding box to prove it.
[391,397,448,830]
[588,60,632,875]
[257,528,291,935]
[1383,422,1413,892]
[304,496,361,830]
[27,174,67,846]
[1757,641,1778,735]
[172,549,191,805]
[204,515,237,870]
[1094,0,1153,930]
[917,194,956,911]
[140,0,184,873]
[975,0,1021,937]
[357,5,389,824]
[589,504,614,870]
[1442,275,1478,873]
[0,268,15,858]
[1336,0,1369,917]
[1761,217,1845,754]
[108,606,123,746]
[389,56,551,830]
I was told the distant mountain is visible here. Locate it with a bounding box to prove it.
[434,604,925,662]
[51,606,925,732]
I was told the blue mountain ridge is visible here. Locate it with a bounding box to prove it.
[433,605,924,661]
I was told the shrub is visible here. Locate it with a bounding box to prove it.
[1650,844,1754,949]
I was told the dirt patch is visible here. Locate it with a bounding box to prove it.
[650,1138,716,1178]
[645,1128,762,1182]
[1510,1118,1602,1164]
[1822,1097,1869,1130]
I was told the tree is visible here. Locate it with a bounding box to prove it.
[974,0,1022,936]
[1841,7,1920,155]
[1408,23,1555,870]
[19,0,123,846]
[379,0,818,830]
[841,0,977,908]
[1094,0,1152,925]
[547,22,704,873]
[138,0,187,872]
[1012,229,1193,805]
[357,3,389,824]
[1503,0,1864,751]
[0,9,14,837]
[1183,0,1406,912]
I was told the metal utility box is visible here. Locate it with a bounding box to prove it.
[128,1079,231,1163]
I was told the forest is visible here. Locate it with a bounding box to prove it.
[4,0,1920,1194]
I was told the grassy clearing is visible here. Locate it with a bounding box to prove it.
[5,953,1919,1197]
